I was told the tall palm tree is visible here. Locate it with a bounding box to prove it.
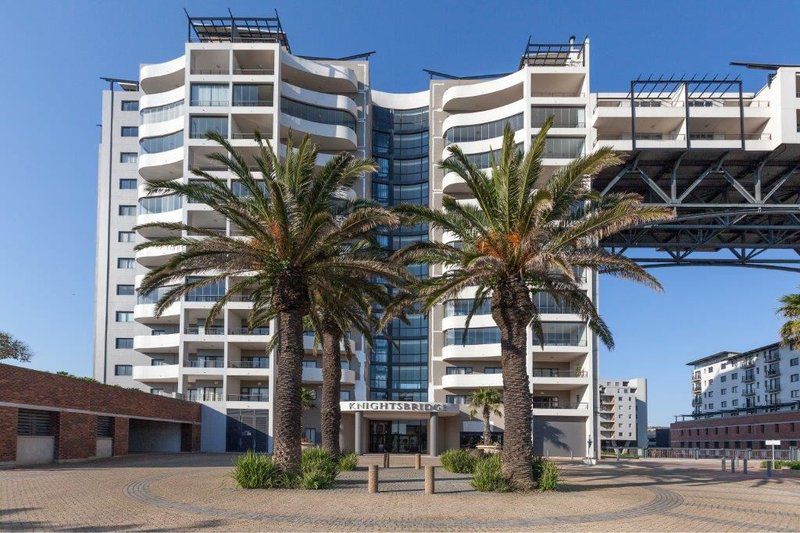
[393,120,673,490]
[135,132,406,474]
[468,388,503,447]
[778,292,800,347]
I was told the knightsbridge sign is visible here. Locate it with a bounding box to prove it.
[340,401,459,413]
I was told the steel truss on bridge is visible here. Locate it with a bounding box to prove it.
[595,147,800,272]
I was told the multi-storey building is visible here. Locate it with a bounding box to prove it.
[94,11,800,457]
[598,378,648,449]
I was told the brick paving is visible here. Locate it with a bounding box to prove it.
[1,454,799,531]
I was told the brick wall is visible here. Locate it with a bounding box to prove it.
[56,412,96,461]
[0,406,16,462]
[113,416,129,456]
[670,411,800,449]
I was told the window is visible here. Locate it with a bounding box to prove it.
[720,375,726,382]
[340,390,353,401]
[792,390,799,399]
[232,84,273,106]
[140,100,183,124]
[720,388,726,395]
[281,98,356,131]
[731,372,738,380]
[17,409,54,436]
[121,126,138,137]
[117,257,135,269]
[118,231,135,242]
[792,374,799,382]
[531,106,586,128]
[721,401,727,408]
[116,311,133,322]
[97,416,113,437]
[302,428,318,444]
[190,83,229,106]
[732,399,738,406]
[190,116,228,138]
[790,357,799,367]
[731,386,738,393]
[446,367,473,375]
[119,178,137,190]
[121,100,139,111]
[118,205,136,216]
[446,394,468,404]
[444,113,524,143]
[139,130,183,154]
[115,338,133,349]
[444,327,500,346]
[120,152,138,163]
[114,364,132,375]
[116,284,134,295]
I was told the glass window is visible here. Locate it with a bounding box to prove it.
[118,205,136,216]
[190,116,228,139]
[118,231,135,243]
[121,100,139,111]
[464,144,523,169]
[117,257,135,269]
[120,152,138,163]
[543,137,584,158]
[531,107,586,128]
[280,98,356,130]
[140,100,183,124]
[444,113,523,143]
[444,298,491,317]
[185,277,226,302]
[444,327,501,346]
[232,84,273,106]
[445,366,473,375]
[138,194,182,214]
[116,284,135,295]
[139,130,183,154]
[116,311,134,322]
[119,179,137,189]
[115,339,133,350]
[114,364,133,375]
[121,126,138,137]
[190,84,229,106]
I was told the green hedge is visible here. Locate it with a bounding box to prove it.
[470,454,559,492]
[232,447,341,490]
[760,460,800,470]
[337,452,359,471]
[441,449,478,474]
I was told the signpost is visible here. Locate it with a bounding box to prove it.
[765,440,780,472]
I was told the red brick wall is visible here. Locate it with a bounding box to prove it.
[0,363,200,423]
[670,411,800,449]
[0,406,16,462]
[56,412,96,461]
[113,417,129,456]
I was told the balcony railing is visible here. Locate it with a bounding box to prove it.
[531,368,588,378]
[232,99,274,107]
[228,327,270,336]
[185,360,224,368]
[531,400,589,410]
[184,326,225,335]
[766,383,781,393]
[187,390,223,401]
[229,360,270,369]
[765,352,781,363]
[766,367,780,377]
[227,393,269,402]
[190,99,229,107]
[743,388,756,396]
[233,68,275,75]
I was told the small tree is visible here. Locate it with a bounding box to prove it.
[300,387,316,410]
[469,388,503,447]
[778,292,800,348]
[0,331,33,362]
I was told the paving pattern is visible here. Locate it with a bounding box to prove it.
[2,454,799,531]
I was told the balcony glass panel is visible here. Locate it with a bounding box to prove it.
[280,98,356,131]
[444,113,524,143]
[532,323,587,347]
[543,137,584,158]
[140,130,183,154]
[533,291,579,314]
[463,143,523,169]
[444,327,501,346]
[185,277,226,302]
[232,84,274,107]
[138,194,182,214]
[140,100,184,124]
[190,116,228,139]
[444,298,491,317]
[190,84,229,107]
[531,107,585,128]
[137,285,179,304]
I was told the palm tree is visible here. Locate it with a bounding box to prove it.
[778,292,800,347]
[300,387,316,410]
[135,132,406,474]
[468,388,503,447]
[393,120,673,490]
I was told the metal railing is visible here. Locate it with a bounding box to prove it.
[532,91,586,97]
[190,68,229,75]
[184,326,225,335]
[645,447,798,460]
[230,132,260,139]
[184,360,224,368]
[229,360,270,369]
[227,393,269,402]
[233,68,274,75]
[232,99,273,107]
[190,99,229,107]
[531,368,589,378]
[228,327,270,336]
[531,401,589,410]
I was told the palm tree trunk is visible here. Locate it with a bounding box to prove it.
[492,279,535,491]
[320,316,342,456]
[483,404,491,446]
[272,277,310,474]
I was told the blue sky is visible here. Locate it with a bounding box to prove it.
[0,0,798,425]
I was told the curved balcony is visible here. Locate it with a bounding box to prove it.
[441,99,526,135]
[140,55,186,94]
[280,81,358,120]
[441,343,501,361]
[301,367,357,385]
[442,70,525,112]
[441,373,503,389]
[135,244,183,267]
[371,89,429,110]
[441,314,495,332]
[132,364,179,383]
[140,86,185,111]
[279,113,357,151]
[133,302,180,324]
[280,52,358,93]
[442,128,527,160]
[136,205,182,239]
[442,171,468,195]
[138,146,184,180]
[139,115,184,141]
[278,143,337,168]
[133,333,180,353]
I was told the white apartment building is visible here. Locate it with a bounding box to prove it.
[688,342,800,416]
[599,378,648,448]
[94,12,800,456]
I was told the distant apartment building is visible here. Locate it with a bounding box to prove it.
[671,342,800,450]
[647,426,670,448]
[599,378,648,448]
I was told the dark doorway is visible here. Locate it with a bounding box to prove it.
[369,420,427,453]
[226,409,268,452]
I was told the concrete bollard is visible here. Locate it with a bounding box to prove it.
[731,457,736,473]
[425,465,435,495]
[383,452,390,468]
[743,458,748,474]
[721,457,726,471]
[766,461,772,478]
[368,464,379,493]
[415,453,422,470]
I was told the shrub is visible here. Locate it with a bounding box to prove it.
[231,450,284,489]
[300,447,339,489]
[761,460,785,469]
[337,452,359,471]
[537,459,559,491]
[441,448,477,474]
[471,454,511,492]
[787,460,800,470]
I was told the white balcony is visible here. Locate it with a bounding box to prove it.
[140,55,185,94]
[280,52,358,93]
[135,244,183,268]
[133,333,180,353]
[442,70,525,112]
[138,146,184,180]
[441,373,503,389]
[301,367,357,385]
[133,302,180,323]
[441,343,501,361]
[279,114,357,151]
[132,364,179,383]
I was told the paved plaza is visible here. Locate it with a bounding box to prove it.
[1,454,799,531]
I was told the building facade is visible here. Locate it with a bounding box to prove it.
[93,12,800,457]
[599,378,648,448]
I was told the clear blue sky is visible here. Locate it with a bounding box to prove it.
[1,0,798,425]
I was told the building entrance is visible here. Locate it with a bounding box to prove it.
[369,420,427,453]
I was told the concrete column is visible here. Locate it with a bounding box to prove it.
[428,413,438,456]
[368,464,378,493]
[354,411,363,455]
[425,465,435,494]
